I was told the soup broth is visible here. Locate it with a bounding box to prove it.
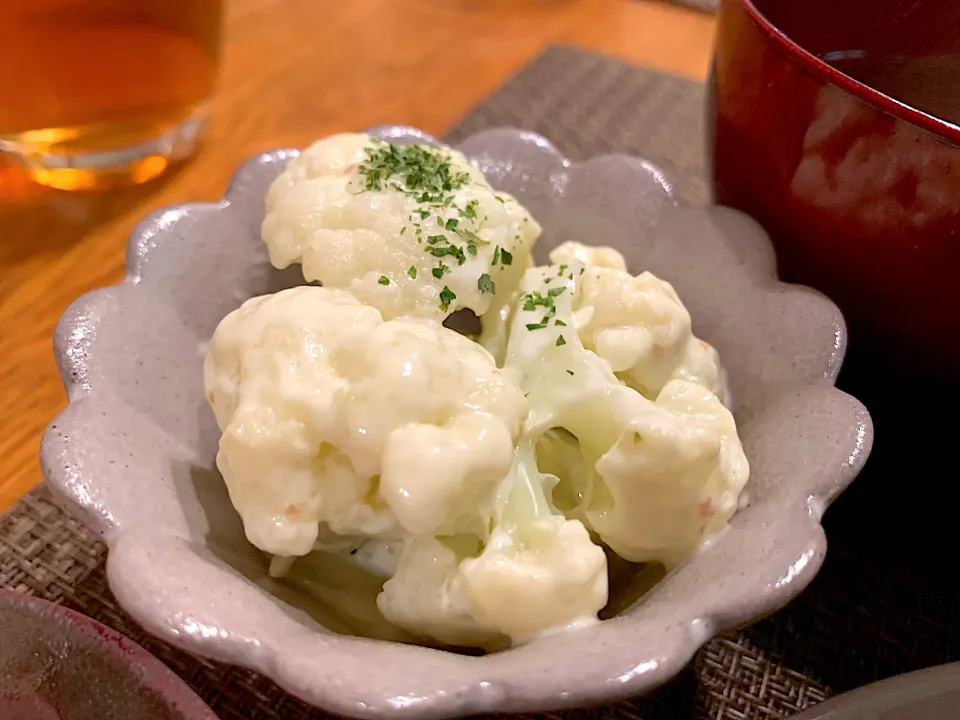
[751,0,960,126]
[822,52,960,127]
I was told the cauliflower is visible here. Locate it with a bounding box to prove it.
[548,241,729,404]
[590,379,749,565]
[548,240,629,271]
[502,262,750,567]
[459,440,608,642]
[376,535,500,649]
[378,440,608,649]
[203,285,527,557]
[261,133,541,324]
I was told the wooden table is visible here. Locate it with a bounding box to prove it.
[0,0,715,512]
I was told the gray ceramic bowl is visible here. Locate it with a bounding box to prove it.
[40,126,872,719]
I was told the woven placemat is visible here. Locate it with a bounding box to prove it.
[3,45,956,720]
[660,0,718,12]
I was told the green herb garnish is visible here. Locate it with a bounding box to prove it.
[456,228,484,244]
[439,286,457,312]
[427,244,466,265]
[358,141,500,278]
[478,274,495,294]
[566,370,575,376]
[521,290,561,314]
[408,266,417,279]
[556,336,567,347]
[358,141,471,204]
[432,263,449,279]
[378,275,390,285]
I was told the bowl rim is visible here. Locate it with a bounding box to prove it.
[740,0,960,145]
[0,589,217,720]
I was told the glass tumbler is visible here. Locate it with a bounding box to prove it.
[0,0,223,191]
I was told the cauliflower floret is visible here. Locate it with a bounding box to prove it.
[378,441,607,648]
[589,380,749,566]
[203,285,527,557]
[459,442,607,643]
[376,535,502,650]
[503,263,749,567]
[547,241,729,405]
[261,133,541,323]
[549,239,628,271]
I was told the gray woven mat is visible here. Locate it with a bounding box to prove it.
[2,45,953,720]
[661,0,717,12]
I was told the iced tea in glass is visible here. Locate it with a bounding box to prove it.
[0,0,223,190]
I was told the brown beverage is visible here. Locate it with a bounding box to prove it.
[752,0,960,128]
[0,0,222,190]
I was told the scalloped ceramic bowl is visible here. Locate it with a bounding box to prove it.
[40,126,872,719]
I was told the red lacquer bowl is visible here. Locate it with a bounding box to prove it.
[0,590,216,720]
[708,0,960,372]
